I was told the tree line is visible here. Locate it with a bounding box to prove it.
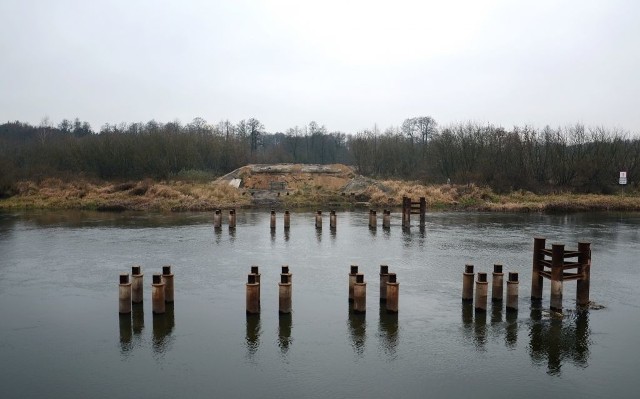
[0,116,637,197]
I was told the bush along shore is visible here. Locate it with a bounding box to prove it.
[1,177,639,212]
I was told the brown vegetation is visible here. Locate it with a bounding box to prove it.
[1,164,639,212]
[1,178,250,211]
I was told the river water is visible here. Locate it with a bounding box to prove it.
[0,210,639,398]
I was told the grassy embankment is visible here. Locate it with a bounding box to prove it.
[1,177,639,212]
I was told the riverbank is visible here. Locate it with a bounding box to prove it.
[1,176,638,212]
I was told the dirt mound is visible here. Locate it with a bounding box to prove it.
[215,163,379,207]
[216,163,358,192]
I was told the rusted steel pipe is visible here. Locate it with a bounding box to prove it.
[131,265,143,304]
[119,273,132,314]
[284,210,291,229]
[577,242,591,306]
[279,273,292,314]
[251,265,261,308]
[246,274,260,314]
[379,265,389,302]
[386,273,399,313]
[330,210,337,230]
[270,210,276,230]
[382,210,391,229]
[353,273,366,313]
[349,265,358,302]
[151,274,165,314]
[162,265,174,303]
[550,243,564,312]
[531,237,546,301]
[474,272,488,312]
[492,264,504,303]
[213,209,222,229]
[401,196,409,227]
[462,264,474,302]
[229,209,236,228]
[419,197,426,225]
[315,210,322,229]
[506,272,519,312]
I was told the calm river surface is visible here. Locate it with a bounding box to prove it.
[1,210,639,398]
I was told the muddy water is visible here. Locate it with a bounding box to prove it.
[0,210,639,398]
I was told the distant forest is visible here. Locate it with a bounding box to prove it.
[1,116,638,197]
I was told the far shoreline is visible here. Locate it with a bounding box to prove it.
[1,177,638,214]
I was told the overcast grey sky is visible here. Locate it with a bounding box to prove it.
[1,0,639,134]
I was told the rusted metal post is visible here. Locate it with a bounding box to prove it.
[475,272,488,312]
[214,209,222,229]
[162,265,174,303]
[284,210,290,229]
[550,243,564,312]
[119,273,132,314]
[492,264,504,303]
[246,274,260,314]
[281,265,291,283]
[531,237,546,301]
[151,274,165,314]
[506,272,519,312]
[379,265,389,302]
[279,273,292,314]
[251,265,261,308]
[462,264,474,302]
[349,265,358,302]
[369,209,377,228]
[386,273,399,313]
[315,210,322,229]
[382,210,390,229]
[270,210,276,230]
[229,209,236,229]
[419,197,426,226]
[131,265,143,304]
[577,242,591,306]
[353,273,366,313]
[402,196,410,228]
[330,210,337,230]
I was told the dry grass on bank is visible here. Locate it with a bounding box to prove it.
[361,180,640,211]
[1,177,639,212]
[0,178,251,211]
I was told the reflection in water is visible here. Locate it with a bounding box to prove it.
[132,303,145,343]
[348,307,366,357]
[369,226,377,238]
[152,303,175,356]
[401,228,412,248]
[284,228,290,242]
[528,308,591,376]
[330,228,337,241]
[491,302,503,325]
[462,302,520,352]
[315,228,322,243]
[473,310,487,350]
[214,228,222,244]
[278,313,292,355]
[229,227,236,243]
[461,302,474,340]
[118,304,148,357]
[378,305,398,360]
[246,314,261,359]
[119,314,133,354]
[401,227,426,248]
[505,311,518,349]
[270,229,276,244]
